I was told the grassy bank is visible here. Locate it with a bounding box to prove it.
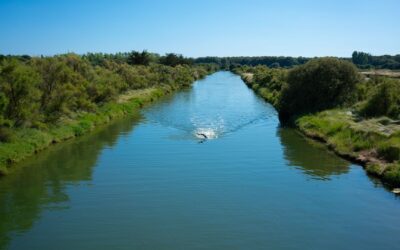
[236,67,285,108]
[0,83,191,176]
[235,64,400,188]
[297,111,400,187]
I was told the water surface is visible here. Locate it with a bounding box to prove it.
[0,71,399,250]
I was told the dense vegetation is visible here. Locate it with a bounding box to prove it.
[232,65,286,107]
[0,52,217,174]
[352,51,400,69]
[195,56,310,69]
[278,58,360,122]
[234,58,400,187]
[360,78,400,119]
[0,53,212,131]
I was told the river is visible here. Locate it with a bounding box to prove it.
[0,71,399,249]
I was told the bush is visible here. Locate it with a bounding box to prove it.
[0,127,14,143]
[278,58,360,123]
[0,59,41,126]
[382,164,400,185]
[377,144,400,162]
[360,78,400,119]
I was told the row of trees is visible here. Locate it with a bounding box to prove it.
[195,56,311,69]
[82,51,194,67]
[352,51,400,69]
[232,65,286,107]
[6,51,397,71]
[0,53,215,134]
[195,52,400,70]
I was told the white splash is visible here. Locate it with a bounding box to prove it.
[191,115,225,140]
[194,128,218,140]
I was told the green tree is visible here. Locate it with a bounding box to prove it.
[278,58,360,123]
[32,57,95,122]
[87,67,127,104]
[160,53,192,67]
[361,79,400,119]
[0,92,8,125]
[0,59,41,126]
[352,51,370,66]
[127,50,152,66]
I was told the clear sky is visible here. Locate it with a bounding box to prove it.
[0,0,399,57]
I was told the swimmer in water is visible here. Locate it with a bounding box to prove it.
[196,132,208,143]
[197,133,208,139]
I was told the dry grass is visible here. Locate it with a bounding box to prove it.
[241,73,254,82]
[361,70,400,78]
[117,88,158,103]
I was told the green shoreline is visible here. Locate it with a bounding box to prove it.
[0,83,186,176]
[238,72,400,188]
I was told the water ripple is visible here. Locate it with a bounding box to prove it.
[143,71,276,140]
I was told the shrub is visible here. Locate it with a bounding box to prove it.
[0,127,14,143]
[278,58,360,123]
[360,78,400,119]
[377,144,400,162]
[382,164,400,185]
[0,59,41,126]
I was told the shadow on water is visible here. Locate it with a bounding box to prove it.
[278,128,350,180]
[0,115,141,250]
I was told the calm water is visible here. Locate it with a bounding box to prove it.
[0,71,399,250]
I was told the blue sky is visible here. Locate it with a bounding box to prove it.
[0,0,399,57]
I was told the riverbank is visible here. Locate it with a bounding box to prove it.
[237,71,400,188]
[0,83,196,176]
[0,52,219,176]
[297,111,400,187]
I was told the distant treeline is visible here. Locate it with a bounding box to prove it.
[194,56,310,69]
[352,51,400,70]
[3,51,398,70]
[195,52,400,70]
[0,50,196,68]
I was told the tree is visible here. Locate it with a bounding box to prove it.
[0,59,41,126]
[32,57,91,122]
[352,51,370,66]
[87,67,127,104]
[0,92,8,125]
[269,62,280,68]
[361,79,400,119]
[127,50,152,66]
[160,53,192,67]
[278,58,360,123]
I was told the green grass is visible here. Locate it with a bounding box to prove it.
[241,76,280,108]
[0,86,177,175]
[297,110,400,186]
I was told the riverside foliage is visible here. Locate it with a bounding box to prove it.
[0,52,215,134]
[0,52,217,173]
[235,57,400,186]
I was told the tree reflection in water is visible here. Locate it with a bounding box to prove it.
[0,115,141,250]
[278,128,350,180]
